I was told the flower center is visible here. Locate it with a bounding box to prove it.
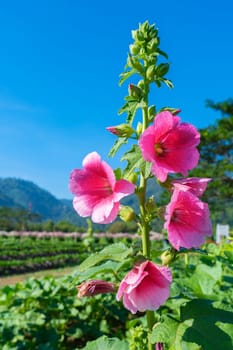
[154,143,165,156]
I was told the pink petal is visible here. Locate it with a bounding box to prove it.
[139,127,157,162]
[172,177,211,197]
[82,151,116,189]
[91,197,119,224]
[114,179,135,201]
[130,277,169,311]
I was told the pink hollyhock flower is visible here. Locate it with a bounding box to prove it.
[116,260,172,314]
[139,111,200,182]
[155,343,164,350]
[171,177,211,197]
[77,280,115,298]
[164,189,212,250]
[69,152,135,224]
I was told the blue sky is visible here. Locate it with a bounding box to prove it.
[0,0,232,199]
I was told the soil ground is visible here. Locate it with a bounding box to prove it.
[0,266,77,288]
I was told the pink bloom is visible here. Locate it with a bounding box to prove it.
[69,152,135,224]
[116,260,172,314]
[155,343,164,350]
[77,280,115,297]
[171,177,211,197]
[164,189,212,250]
[139,111,200,182]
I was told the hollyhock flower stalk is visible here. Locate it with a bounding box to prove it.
[69,152,135,224]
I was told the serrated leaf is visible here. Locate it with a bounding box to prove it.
[119,69,137,86]
[77,243,133,272]
[121,145,151,179]
[81,335,129,350]
[108,137,128,157]
[118,99,139,125]
[187,261,222,297]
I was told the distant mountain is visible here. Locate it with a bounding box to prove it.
[0,178,85,226]
[0,177,163,226]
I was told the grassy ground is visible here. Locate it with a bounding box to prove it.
[0,266,77,287]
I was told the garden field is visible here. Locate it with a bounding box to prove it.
[0,232,233,349]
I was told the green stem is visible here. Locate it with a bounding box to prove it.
[139,97,156,349]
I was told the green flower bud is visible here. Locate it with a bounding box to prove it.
[146,65,156,81]
[137,80,145,90]
[136,122,143,135]
[145,196,156,213]
[106,124,134,138]
[119,206,136,222]
[128,55,144,74]
[161,249,177,266]
[126,172,138,184]
[156,63,170,77]
[128,84,142,99]
[129,44,140,55]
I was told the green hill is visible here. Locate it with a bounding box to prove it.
[0,178,85,226]
[0,177,163,228]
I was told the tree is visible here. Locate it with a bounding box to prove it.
[190,99,233,224]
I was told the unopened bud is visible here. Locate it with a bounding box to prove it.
[136,122,143,135]
[146,65,156,81]
[137,80,145,90]
[156,343,164,350]
[129,44,140,55]
[161,250,176,266]
[128,84,143,99]
[77,280,115,298]
[119,206,136,222]
[126,172,138,184]
[145,196,156,213]
[106,124,134,138]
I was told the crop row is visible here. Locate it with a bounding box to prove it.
[0,235,91,276]
[0,253,82,276]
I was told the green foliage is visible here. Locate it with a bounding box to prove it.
[150,241,233,349]
[190,99,233,225]
[0,239,232,349]
[80,335,129,350]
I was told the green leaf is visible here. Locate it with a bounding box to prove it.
[121,144,151,179]
[108,137,128,157]
[163,78,174,89]
[118,97,139,125]
[180,299,233,350]
[187,261,222,297]
[151,316,191,350]
[72,260,128,284]
[81,335,129,350]
[156,48,169,59]
[119,69,137,86]
[76,243,133,272]
[156,63,170,77]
